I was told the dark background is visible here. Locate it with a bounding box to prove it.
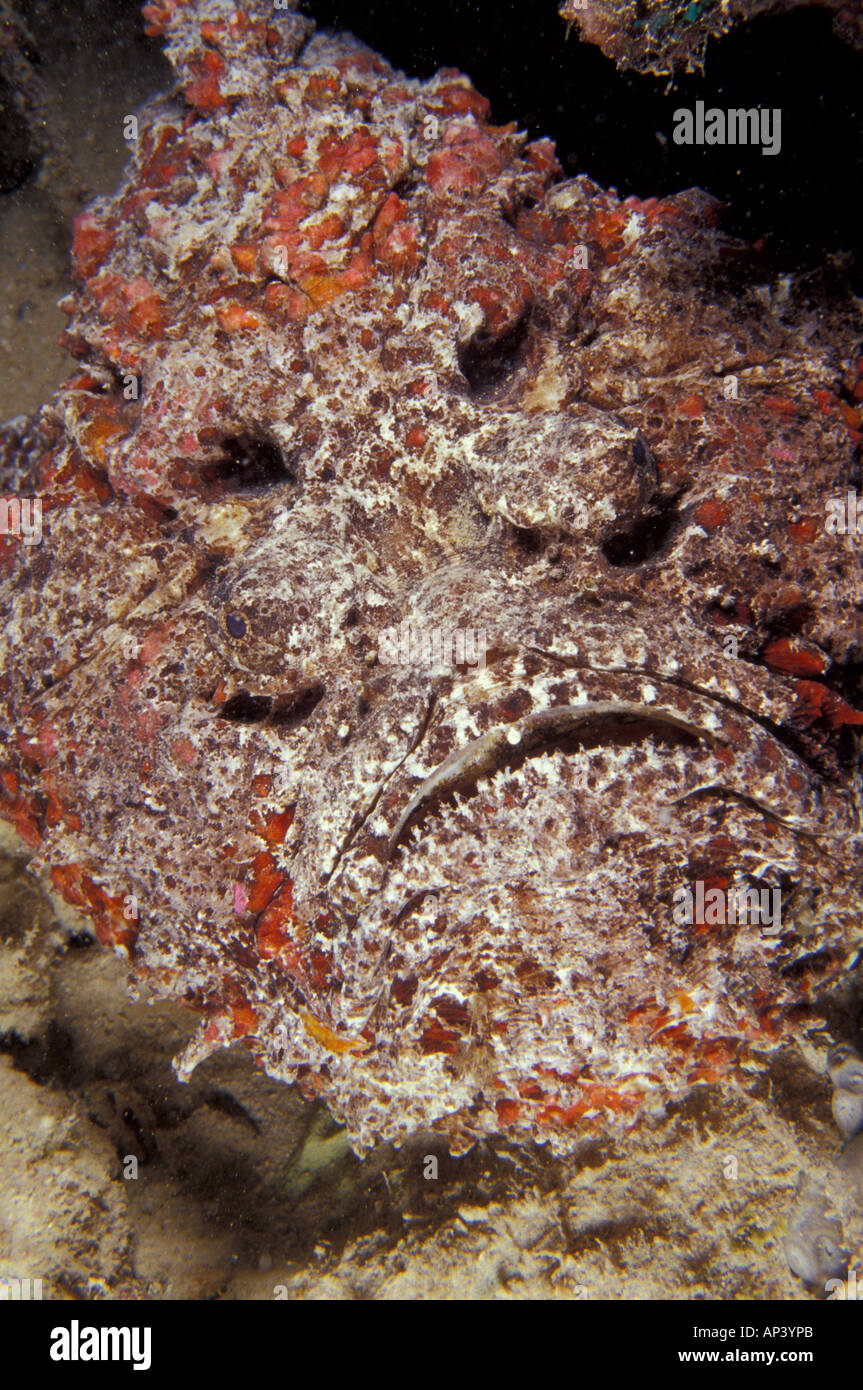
[299,0,863,279]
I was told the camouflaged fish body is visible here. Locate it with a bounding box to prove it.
[0,0,862,1152]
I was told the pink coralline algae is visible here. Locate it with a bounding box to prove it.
[0,0,862,1154]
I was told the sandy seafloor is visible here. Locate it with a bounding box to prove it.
[2,833,862,1301]
[0,0,861,1300]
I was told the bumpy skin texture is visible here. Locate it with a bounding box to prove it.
[1,0,862,1154]
[560,0,863,75]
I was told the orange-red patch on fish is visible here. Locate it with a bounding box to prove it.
[300,1008,369,1054]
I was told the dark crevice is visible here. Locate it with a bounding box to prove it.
[509,522,545,556]
[203,1088,262,1135]
[0,1021,76,1087]
[391,173,419,200]
[458,310,532,397]
[823,655,863,712]
[780,947,843,983]
[134,494,178,526]
[216,683,325,729]
[66,929,95,948]
[119,1104,151,1158]
[0,76,38,192]
[271,682,326,727]
[762,603,814,638]
[600,499,679,567]
[817,656,863,772]
[729,641,863,773]
[217,691,273,723]
[197,433,297,494]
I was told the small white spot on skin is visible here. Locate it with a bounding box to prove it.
[506,726,522,745]
[337,723,350,740]
[641,684,657,704]
[621,211,644,245]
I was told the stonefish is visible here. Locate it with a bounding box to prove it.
[1,0,862,1154]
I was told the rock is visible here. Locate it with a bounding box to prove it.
[559,0,863,75]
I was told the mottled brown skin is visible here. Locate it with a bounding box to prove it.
[0,0,861,1153]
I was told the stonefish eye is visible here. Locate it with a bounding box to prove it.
[224,612,247,639]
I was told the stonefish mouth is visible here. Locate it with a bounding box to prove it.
[0,0,862,1154]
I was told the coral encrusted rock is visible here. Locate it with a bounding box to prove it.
[559,0,863,76]
[0,0,862,1153]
